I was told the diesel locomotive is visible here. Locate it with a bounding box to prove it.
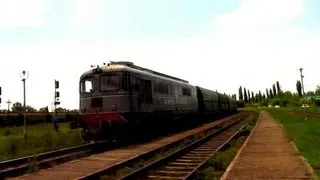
[77,61,237,141]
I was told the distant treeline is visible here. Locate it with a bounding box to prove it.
[0,112,79,127]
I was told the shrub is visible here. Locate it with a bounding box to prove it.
[312,98,320,106]
[260,100,268,106]
[236,100,245,108]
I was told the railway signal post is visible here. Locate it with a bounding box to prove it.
[54,80,60,132]
[20,70,29,140]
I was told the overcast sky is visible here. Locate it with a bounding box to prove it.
[0,0,319,110]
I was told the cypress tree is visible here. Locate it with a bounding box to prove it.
[269,88,273,98]
[273,84,277,97]
[239,86,243,100]
[244,88,248,102]
[276,81,281,94]
[258,91,262,102]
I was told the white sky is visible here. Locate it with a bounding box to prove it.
[0,0,319,110]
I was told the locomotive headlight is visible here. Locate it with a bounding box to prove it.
[111,105,116,111]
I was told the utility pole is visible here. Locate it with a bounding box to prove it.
[20,70,29,140]
[299,68,307,120]
[299,68,305,96]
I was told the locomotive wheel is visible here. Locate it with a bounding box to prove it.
[81,128,93,143]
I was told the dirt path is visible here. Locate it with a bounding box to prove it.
[221,111,316,180]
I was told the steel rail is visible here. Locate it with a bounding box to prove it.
[77,113,250,180]
[118,114,251,180]
[0,141,112,179]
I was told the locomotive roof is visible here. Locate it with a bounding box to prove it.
[80,61,191,85]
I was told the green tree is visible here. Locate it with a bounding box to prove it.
[306,91,315,98]
[55,107,67,113]
[233,94,237,100]
[26,105,37,113]
[69,109,80,113]
[258,91,262,102]
[316,85,320,95]
[239,86,243,101]
[243,87,248,103]
[39,106,49,113]
[11,102,23,113]
[251,92,254,103]
[269,88,273,98]
[276,81,281,94]
[266,89,269,99]
[296,80,302,97]
[248,89,251,103]
[273,84,277,97]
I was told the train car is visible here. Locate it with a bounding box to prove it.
[195,86,236,114]
[79,61,198,140]
[78,61,237,141]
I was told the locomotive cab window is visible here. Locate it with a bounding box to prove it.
[100,74,120,91]
[80,77,94,93]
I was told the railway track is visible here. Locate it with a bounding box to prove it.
[7,112,252,180]
[117,113,250,180]
[78,112,252,180]
[0,141,112,179]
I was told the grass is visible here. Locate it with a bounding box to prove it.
[0,123,83,161]
[268,108,320,177]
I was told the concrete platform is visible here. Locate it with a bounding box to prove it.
[221,111,316,180]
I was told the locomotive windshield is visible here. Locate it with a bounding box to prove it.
[100,74,120,91]
[80,77,94,93]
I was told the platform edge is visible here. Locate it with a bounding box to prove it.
[220,111,262,180]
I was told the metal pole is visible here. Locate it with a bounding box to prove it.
[300,68,305,96]
[55,82,57,126]
[299,68,307,120]
[53,80,59,132]
[7,100,11,114]
[23,79,27,139]
[53,80,56,129]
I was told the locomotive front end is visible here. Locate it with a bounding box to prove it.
[78,65,131,141]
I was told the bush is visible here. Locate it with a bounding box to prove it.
[312,98,320,106]
[236,100,245,108]
[271,98,282,106]
[260,100,268,106]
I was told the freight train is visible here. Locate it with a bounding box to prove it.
[77,61,237,141]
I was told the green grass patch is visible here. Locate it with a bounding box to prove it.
[268,109,320,177]
[0,123,82,161]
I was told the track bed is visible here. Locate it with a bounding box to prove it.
[8,113,245,180]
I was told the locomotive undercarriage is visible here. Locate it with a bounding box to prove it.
[78,111,204,143]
